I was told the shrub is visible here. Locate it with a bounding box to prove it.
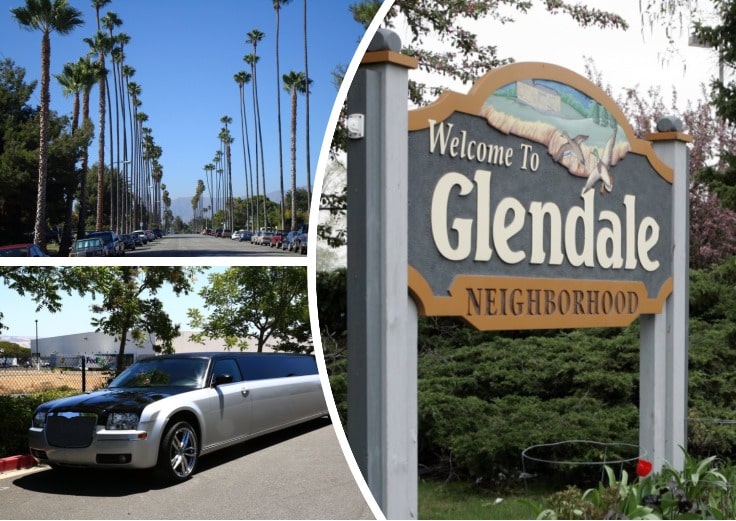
[0,389,76,457]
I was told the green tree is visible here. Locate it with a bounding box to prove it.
[55,58,96,255]
[283,71,311,231]
[349,0,627,105]
[189,267,310,353]
[86,267,199,371]
[10,0,83,251]
[0,341,30,363]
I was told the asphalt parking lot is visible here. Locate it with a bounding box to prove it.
[0,419,376,520]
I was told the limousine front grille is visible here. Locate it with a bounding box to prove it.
[46,412,97,448]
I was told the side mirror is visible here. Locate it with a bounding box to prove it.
[212,374,233,386]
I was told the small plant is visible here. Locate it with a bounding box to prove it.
[530,453,736,519]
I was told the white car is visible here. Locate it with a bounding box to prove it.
[29,352,327,483]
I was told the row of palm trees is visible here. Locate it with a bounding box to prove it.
[194,0,312,235]
[12,0,167,253]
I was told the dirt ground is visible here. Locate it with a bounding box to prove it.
[0,369,109,394]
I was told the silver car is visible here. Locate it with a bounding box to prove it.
[28,352,327,483]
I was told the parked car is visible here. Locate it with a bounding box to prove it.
[69,237,105,257]
[270,231,286,248]
[131,230,148,245]
[258,231,273,245]
[292,224,309,255]
[231,230,242,240]
[86,231,124,256]
[0,243,47,257]
[28,352,327,483]
[239,230,253,242]
[120,234,136,251]
[283,230,297,251]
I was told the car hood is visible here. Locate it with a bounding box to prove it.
[41,387,190,419]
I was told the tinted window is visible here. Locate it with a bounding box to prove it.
[238,355,317,381]
[109,358,208,388]
[212,359,242,384]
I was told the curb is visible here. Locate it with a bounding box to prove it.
[0,455,37,473]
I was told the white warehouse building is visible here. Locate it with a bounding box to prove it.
[30,331,274,363]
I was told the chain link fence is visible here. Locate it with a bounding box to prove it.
[0,354,133,395]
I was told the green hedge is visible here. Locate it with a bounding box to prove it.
[0,389,77,457]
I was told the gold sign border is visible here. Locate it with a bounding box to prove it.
[408,62,673,184]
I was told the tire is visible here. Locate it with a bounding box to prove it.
[155,420,199,483]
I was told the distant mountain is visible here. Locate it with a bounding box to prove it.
[0,336,31,348]
[169,191,283,223]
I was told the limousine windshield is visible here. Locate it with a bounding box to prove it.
[109,358,209,389]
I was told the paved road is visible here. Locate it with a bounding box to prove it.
[122,234,306,257]
[0,419,375,520]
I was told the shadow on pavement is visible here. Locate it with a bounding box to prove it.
[12,417,331,496]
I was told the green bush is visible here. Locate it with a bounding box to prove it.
[0,389,76,457]
[318,258,736,485]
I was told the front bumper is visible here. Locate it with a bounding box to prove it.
[28,421,159,469]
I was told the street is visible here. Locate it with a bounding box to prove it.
[121,233,305,257]
[0,419,375,519]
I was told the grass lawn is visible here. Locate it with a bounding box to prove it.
[418,479,545,519]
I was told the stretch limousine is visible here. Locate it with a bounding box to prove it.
[28,352,327,483]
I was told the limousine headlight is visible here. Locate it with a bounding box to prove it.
[32,410,47,428]
[107,412,140,430]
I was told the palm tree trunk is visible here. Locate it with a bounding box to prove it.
[290,88,298,231]
[275,6,286,230]
[303,0,312,206]
[95,54,106,231]
[34,30,51,251]
[59,90,81,256]
[77,87,91,239]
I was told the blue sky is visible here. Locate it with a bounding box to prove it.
[0,0,367,206]
[0,266,225,339]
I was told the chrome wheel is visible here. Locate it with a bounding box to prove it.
[169,424,197,478]
[156,421,198,483]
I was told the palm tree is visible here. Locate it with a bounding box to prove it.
[85,30,114,231]
[283,71,311,231]
[11,0,83,251]
[273,0,293,230]
[120,63,134,231]
[55,58,84,254]
[245,28,267,228]
[101,12,122,231]
[303,0,312,205]
[234,71,254,229]
[90,0,112,231]
[76,56,98,238]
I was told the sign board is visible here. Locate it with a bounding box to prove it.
[408,62,673,330]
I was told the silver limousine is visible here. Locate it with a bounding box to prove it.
[28,352,328,483]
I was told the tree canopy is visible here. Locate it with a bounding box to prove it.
[188,266,310,353]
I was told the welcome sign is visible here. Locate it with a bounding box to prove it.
[408,62,673,330]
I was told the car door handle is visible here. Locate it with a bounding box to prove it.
[241,388,250,397]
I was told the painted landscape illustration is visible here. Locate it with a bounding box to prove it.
[481,80,631,195]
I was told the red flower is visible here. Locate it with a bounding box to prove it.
[636,458,653,477]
